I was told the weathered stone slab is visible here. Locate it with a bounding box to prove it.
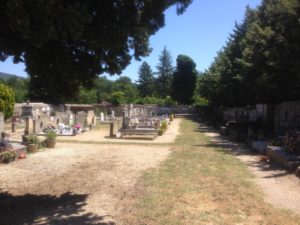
[266,146,300,171]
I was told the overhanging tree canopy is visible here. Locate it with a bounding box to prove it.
[0,0,192,103]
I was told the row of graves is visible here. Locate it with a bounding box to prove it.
[103,104,173,140]
[218,101,300,177]
[0,111,27,164]
[21,103,97,137]
[0,102,97,164]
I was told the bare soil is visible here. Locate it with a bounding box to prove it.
[0,120,181,224]
[202,126,300,215]
[0,143,171,224]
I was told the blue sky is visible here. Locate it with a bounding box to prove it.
[0,0,261,82]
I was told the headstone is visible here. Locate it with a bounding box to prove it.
[0,113,4,134]
[21,105,33,118]
[100,112,105,122]
[75,111,86,128]
[111,110,115,119]
[12,122,16,133]
[109,122,114,137]
[69,114,74,126]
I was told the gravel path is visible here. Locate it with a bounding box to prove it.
[202,125,300,215]
[0,119,182,225]
[0,143,171,224]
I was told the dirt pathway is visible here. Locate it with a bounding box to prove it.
[201,124,300,215]
[0,143,172,224]
[0,119,181,224]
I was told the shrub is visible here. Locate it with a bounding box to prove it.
[161,120,168,131]
[0,83,15,120]
[27,134,40,145]
[158,128,164,136]
[169,113,174,121]
[0,151,16,163]
[46,130,57,141]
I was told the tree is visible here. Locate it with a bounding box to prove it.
[77,86,97,104]
[111,76,138,103]
[196,0,300,108]
[137,62,155,97]
[0,0,192,103]
[0,83,15,120]
[5,76,29,102]
[171,55,197,104]
[156,46,174,97]
[94,77,113,102]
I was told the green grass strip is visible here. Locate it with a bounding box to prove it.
[131,118,300,225]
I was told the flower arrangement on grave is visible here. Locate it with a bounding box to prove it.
[27,134,39,145]
[0,151,16,163]
[283,131,300,154]
[27,134,40,152]
[45,130,57,148]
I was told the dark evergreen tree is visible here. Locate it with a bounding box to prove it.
[137,62,155,97]
[171,55,197,104]
[156,46,174,97]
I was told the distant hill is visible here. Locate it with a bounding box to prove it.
[0,72,26,81]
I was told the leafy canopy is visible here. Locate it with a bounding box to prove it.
[0,83,15,120]
[0,0,192,103]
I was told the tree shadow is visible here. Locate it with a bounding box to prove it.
[0,191,115,225]
[188,118,293,178]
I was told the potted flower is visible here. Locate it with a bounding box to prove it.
[45,130,57,148]
[27,134,39,153]
[1,151,16,164]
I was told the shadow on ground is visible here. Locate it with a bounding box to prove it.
[0,191,115,225]
[187,117,292,179]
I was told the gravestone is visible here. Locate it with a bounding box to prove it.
[0,113,4,134]
[111,110,115,119]
[100,112,105,122]
[69,114,74,126]
[86,110,96,126]
[75,111,86,127]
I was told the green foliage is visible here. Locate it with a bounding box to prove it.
[157,128,164,136]
[0,151,16,161]
[77,86,97,104]
[156,46,174,97]
[112,76,139,103]
[109,91,127,105]
[193,95,209,107]
[0,0,192,102]
[164,96,176,106]
[169,113,174,121]
[171,55,198,104]
[95,77,113,102]
[46,131,57,141]
[4,76,29,102]
[196,0,300,107]
[161,120,168,131]
[0,83,15,120]
[27,134,40,145]
[136,96,165,105]
[137,62,156,97]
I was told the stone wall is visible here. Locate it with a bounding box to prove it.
[275,101,300,134]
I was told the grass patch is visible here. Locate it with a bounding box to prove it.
[128,118,300,225]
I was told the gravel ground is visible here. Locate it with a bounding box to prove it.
[0,120,181,225]
[203,127,300,215]
[0,143,171,224]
